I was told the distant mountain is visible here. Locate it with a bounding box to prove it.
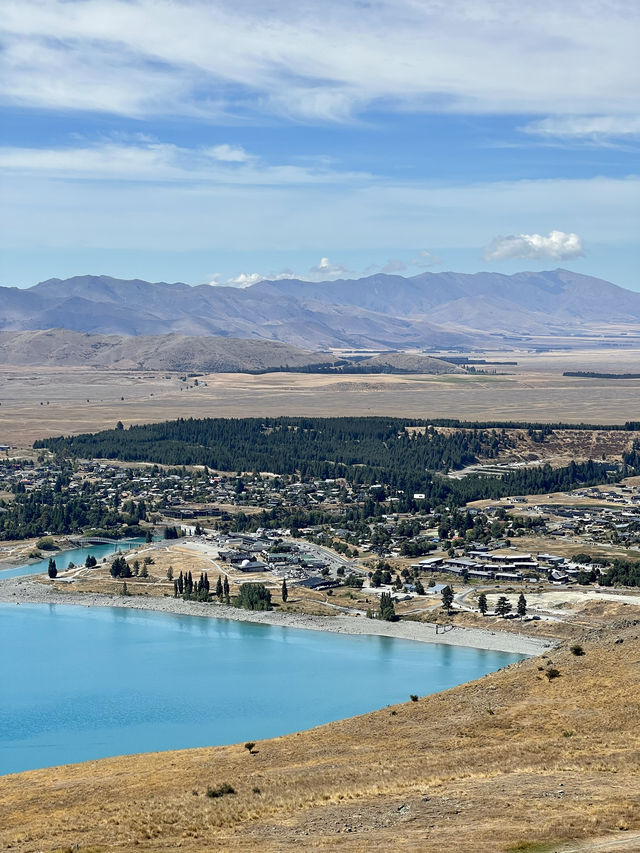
[1,269,638,348]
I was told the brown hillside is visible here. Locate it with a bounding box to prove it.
[357,352,465,374]
[2,616,640,852]
[0,329,335,373]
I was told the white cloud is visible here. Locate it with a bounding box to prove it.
[212,272,263,287]
[410,250,442,268]
[521,115,640,140]
[207,144,253,163]
[483,230,585,262]
[209,269,296,287]
[308,257,352,278]
[1,1,637,121]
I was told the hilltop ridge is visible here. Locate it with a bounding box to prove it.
[2,269,638,348]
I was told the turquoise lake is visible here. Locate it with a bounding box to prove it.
[0,539,144,580]
[0,602,523,775]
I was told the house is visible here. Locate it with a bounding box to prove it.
[238,559,269,572]
[494,571,524,581]
[425,583,448,595]
[467,569,494,580]
[413,556,443,570]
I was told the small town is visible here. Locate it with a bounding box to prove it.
[3,449,640,641]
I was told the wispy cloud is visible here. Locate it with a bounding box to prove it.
[207,144,254,163]
[2,1,637,122]
[483,230,584,262]
[378,259,408,274]
[3,168,636,255]
[521,115,640,142]
[0,140,371,186]
[363,252,442,275]
[410,250,442,268]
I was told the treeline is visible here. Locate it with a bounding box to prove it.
[564,372,640,380]
[34,417,637,511]
[35,416,501,481]
[247,362,454,375]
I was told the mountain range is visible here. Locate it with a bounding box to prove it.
[1,268,639,349]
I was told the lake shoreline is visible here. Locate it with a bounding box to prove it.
[0,576,551,655]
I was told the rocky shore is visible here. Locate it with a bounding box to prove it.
[0,575,551,655]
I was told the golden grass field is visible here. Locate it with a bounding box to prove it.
[2,611,640,852]
[2,347,640,447]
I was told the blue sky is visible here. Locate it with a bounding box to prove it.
[1,0,639,289]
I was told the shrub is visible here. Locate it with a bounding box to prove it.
[570,644,585,656]
[244,742,255,754]
[235,583,272,611]
[409,694,419,702]
[206,783,236,798]
[36,537,57,551]
[546,667,561,681]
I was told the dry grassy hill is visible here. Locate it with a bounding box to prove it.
[2,615,640,852]
[0,329,336,373]
[357,352,464,374]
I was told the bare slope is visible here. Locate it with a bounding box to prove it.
[2,268,638,348]
[0,329,335,372]
[357,352,465,373]
[2,616,639,852]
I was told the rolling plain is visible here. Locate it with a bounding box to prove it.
[2,347,640,447]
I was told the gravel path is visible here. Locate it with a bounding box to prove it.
[0,576,552,655]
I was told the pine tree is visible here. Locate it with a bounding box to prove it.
[281,579,288,603]
[517,593,527,618]
[216,575,223,599]
[47,558,57,579]
[178,571,184,594]
[495,596,512,617]
[173,579,178,597]
[379,592,397,621]
[478,592,488,616]
[223,576,230,604]
[441,585,454,614]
